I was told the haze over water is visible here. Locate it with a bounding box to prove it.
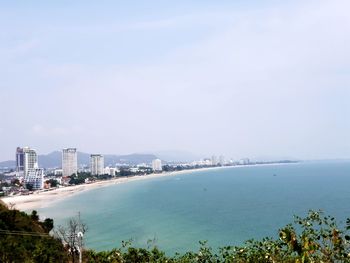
[38,161,350,254]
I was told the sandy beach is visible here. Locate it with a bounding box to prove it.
[1,166,226,211]
[1,163,291,211]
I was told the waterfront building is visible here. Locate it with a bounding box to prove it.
[219,155,226,166]
[191,159,211,166]
[78,165,90,173]
[240,158,250,165]
[16,147,38,176]
[15,147,25,174]
[104,167,117,176]
[211,155,218,166]
[204,159,212,166]
[25,166,44,190]
[54,169,63,176]
[152,159,162,172]
[62,148,78,177]
[90,154,104,175]
[24,147,38,176]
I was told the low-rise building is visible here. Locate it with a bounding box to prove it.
[104,167,117,176]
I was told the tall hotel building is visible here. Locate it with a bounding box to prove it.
[152,159,162,172]
[90,154,104,176]
[16,147,25,174]
[16,147,38,176]
[62,148,78,177]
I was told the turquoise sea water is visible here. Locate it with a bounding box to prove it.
[38,161,350,254]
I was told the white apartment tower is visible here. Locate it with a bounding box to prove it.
[152,159,162,172]
[62,148,78,177]
[211,155,218,166]
[90,154,104,176]
[219,155,226,166]
[17,147,38,176]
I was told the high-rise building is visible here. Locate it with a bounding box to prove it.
[62,148,78,177]
[16,147,25,174]
[16,147,38,176]
[211,155,218,166]
[152,159,162,172]
[239,158,250,165]
[23,147,38,176]
[219,155,226,166]
[90,154,104,176]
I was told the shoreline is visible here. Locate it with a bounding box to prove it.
[1,163,295,211]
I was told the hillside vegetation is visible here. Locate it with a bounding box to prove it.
[0,202,67,262]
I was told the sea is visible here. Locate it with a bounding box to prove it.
[37,160,350,254]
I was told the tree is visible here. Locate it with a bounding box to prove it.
[30,210,39,221]
[26,183,34,191]
[55,213,87,263]
[43,218,54,232]
[0,203,67,262]
[12,178,21,186]
[46,179,59,188]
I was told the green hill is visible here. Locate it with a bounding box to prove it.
[0,201,67,263]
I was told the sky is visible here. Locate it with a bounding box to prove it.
[0,0,349,161]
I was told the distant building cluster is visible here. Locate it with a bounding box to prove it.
[0,146,254,194]
[12,146,160,191]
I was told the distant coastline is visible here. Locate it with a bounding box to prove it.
[1,162,296,211]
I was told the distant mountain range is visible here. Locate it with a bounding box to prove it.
[0,151,158,169]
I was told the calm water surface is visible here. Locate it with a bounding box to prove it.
[38,161,350,254]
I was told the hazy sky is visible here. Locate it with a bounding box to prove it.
[1,0,349,161]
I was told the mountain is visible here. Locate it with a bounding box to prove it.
[0,160,15,168]
[0,151,158,169]
[38,151,62,168]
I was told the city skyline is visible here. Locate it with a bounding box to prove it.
[6,146,234,166]
[1,0,349,161]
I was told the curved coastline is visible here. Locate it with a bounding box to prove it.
[1,163,290,211]
[1,167,221,211]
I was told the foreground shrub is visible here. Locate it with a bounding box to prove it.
[84,210,350,263]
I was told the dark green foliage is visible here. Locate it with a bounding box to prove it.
[30,210,39,221]
[69,172,114,185]
[96,174,113,180]
[43,218,54,232]
[85,246,169,263]
[69,172,91,185]
[0,203,68,263]
[25,183,34,191]
[46,178,59,187]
